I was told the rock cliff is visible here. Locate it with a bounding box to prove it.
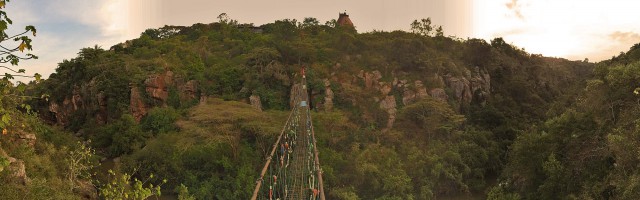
[49,70,200,125]
[322,66,491,131]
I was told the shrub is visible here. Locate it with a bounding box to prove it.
[141,107,180,135]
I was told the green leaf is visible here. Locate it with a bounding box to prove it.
[16,83,26,92]
[0,21,7,32]
[17,68,25,73]
[2,113,10,124]
[25,25,36,36]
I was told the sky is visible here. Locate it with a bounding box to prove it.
[4,0,640,81]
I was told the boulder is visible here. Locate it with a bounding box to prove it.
[250,95,263,111]
[7,158,29,185]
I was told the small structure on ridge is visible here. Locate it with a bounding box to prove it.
[337,12,354,27]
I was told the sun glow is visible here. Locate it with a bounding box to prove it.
[473,0,640,61]
[102,0,131,40]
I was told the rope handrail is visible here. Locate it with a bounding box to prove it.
[251,104,295,199]
[251,75,324,200]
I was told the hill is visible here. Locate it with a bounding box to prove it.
[2,15,620,199]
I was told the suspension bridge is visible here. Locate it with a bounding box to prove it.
[251,76,326,200]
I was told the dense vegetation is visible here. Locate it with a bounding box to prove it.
[3,12,640,200]
[488,44,640,199]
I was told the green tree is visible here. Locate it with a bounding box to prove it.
[99,169,165,200]
[399,98,465,139]
[176,184,196,200]
[65,142,97,191]
[0,0,38,79]
[94,114,150,157]
[410,18,435,37]
[0,0,39,134]
[140,107,179,135]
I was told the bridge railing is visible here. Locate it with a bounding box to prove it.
[251,78,325,200]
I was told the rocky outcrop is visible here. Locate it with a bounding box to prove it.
[144,72,172,103]
[379,95,397,132]
[380,83,392,96]
[1,146,30,185]
[17,131,37,147]
[402,80,430,106]
[49,98,74,126]
[402,88,416,106]
[133,70,200,120]
[443,66,491,107]
[179,80,198,101]
[445,76,472,105]
[328,67,490,130]
[96,92,107,124]
[6,157,29,185]
[359,70,383,89]
[71,87,84,111]
[415,80,429,99]
[432,73,446,88]
[249,95,263,111]
[49,70,200,125]
[429,88,448,102]
[130,87,148,122]
[48,79,107,126]
[323,79,334,112]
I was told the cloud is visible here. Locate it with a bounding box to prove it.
[505,0,524,20]
[1,0,128,82]
[563,31,640,62]
[609,31,640,45]
[492,28,528,38]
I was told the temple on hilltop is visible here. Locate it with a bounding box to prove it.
[337,12,354,27]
